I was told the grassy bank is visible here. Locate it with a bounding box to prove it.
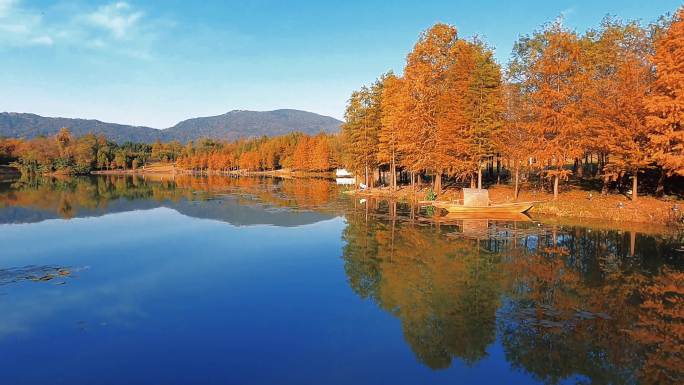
[346,184,684,227]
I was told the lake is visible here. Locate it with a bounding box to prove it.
[0,175,682,385]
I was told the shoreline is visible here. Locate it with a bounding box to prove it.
[91,166,335,179]
[9,163,680,228]
[343,185,684,228]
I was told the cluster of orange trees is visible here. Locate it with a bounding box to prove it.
[0,128,152,174]
[342,8,684,200]
[1,130,342,174]
[175,132,342,172]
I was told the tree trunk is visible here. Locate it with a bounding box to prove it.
[632,172,638,201]
[553,175,559,200]
[655,169,665,197]
[477,161,482,190]
[577,157,583,177]
[514,164,520,201]
[364,166,369,189]
[390,155,396,191]
[496,157,501,184]
[434,171,442,194]
[411,171,415,191]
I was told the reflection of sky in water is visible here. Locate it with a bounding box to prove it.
[0,177,680,384]
[0,207,547,384]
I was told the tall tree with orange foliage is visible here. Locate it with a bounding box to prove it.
[646,9,684,193]
[292,136,312,171]
[462,41,504,188]
[583,19,654,200]
[501,81,534,200]
[518,21,585,199]
[379,73,406,190]
[342,78,382,188]
[402,23,462,193]
[310,134,332,171]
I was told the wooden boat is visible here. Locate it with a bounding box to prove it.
[441,211,532,222]
[421,200,535,214]
[419,188,536,214]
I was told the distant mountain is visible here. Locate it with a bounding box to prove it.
[0,112,160,143]
[0,109,342,143]
[164,109,341,142]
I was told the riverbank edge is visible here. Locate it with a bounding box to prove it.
[91,166,335,179]
[344,185,684,228]
[13,162,675,228]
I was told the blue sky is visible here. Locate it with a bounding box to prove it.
[1,0,681,128]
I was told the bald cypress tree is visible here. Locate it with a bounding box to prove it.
[403,23,462,193]
[342,78,383,188]
[463,41,504,189]
[379,73,407,190]
[646,9,684,191]
[519,21,585,200]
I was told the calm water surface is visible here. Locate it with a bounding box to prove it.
[0,175,682,385]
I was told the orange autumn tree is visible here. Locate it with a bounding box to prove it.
[309,134,333,171]
[462,40,504,188]
[0,137,23,163]
[342,78,383,188]
[379,73,407,190]
[402,23,462,193]
[501,81,534,200]
[436,38,475,186]
[605,25,653,200]
[519,21,585,199]
[292,135,312,171]
[646,8,684,190]
[584,19,654,200]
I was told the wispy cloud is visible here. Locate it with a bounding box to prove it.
[0,1,44,46]
[561,7,576,19]
[85,2,142,39]
[29,34,53,45]
[0,0,17,17]
[0,1,167,57]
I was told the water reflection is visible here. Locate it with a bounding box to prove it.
[342,200,683,384]
[0,175,681,384]
[0,175,339,226]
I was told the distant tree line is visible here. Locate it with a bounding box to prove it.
[0,128,153,174]
[341,8,684,200]
[0,129,343,175]
[176,132,342,172]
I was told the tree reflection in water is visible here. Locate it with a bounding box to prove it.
[341,199,683,384]
[1,175,681,384]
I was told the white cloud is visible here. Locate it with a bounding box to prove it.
[0,0,17,18]
[30,35,53,45]
[0,0,45,46]
[0,1,164,58]
[86,2,143,39]
[561,7,575,18]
